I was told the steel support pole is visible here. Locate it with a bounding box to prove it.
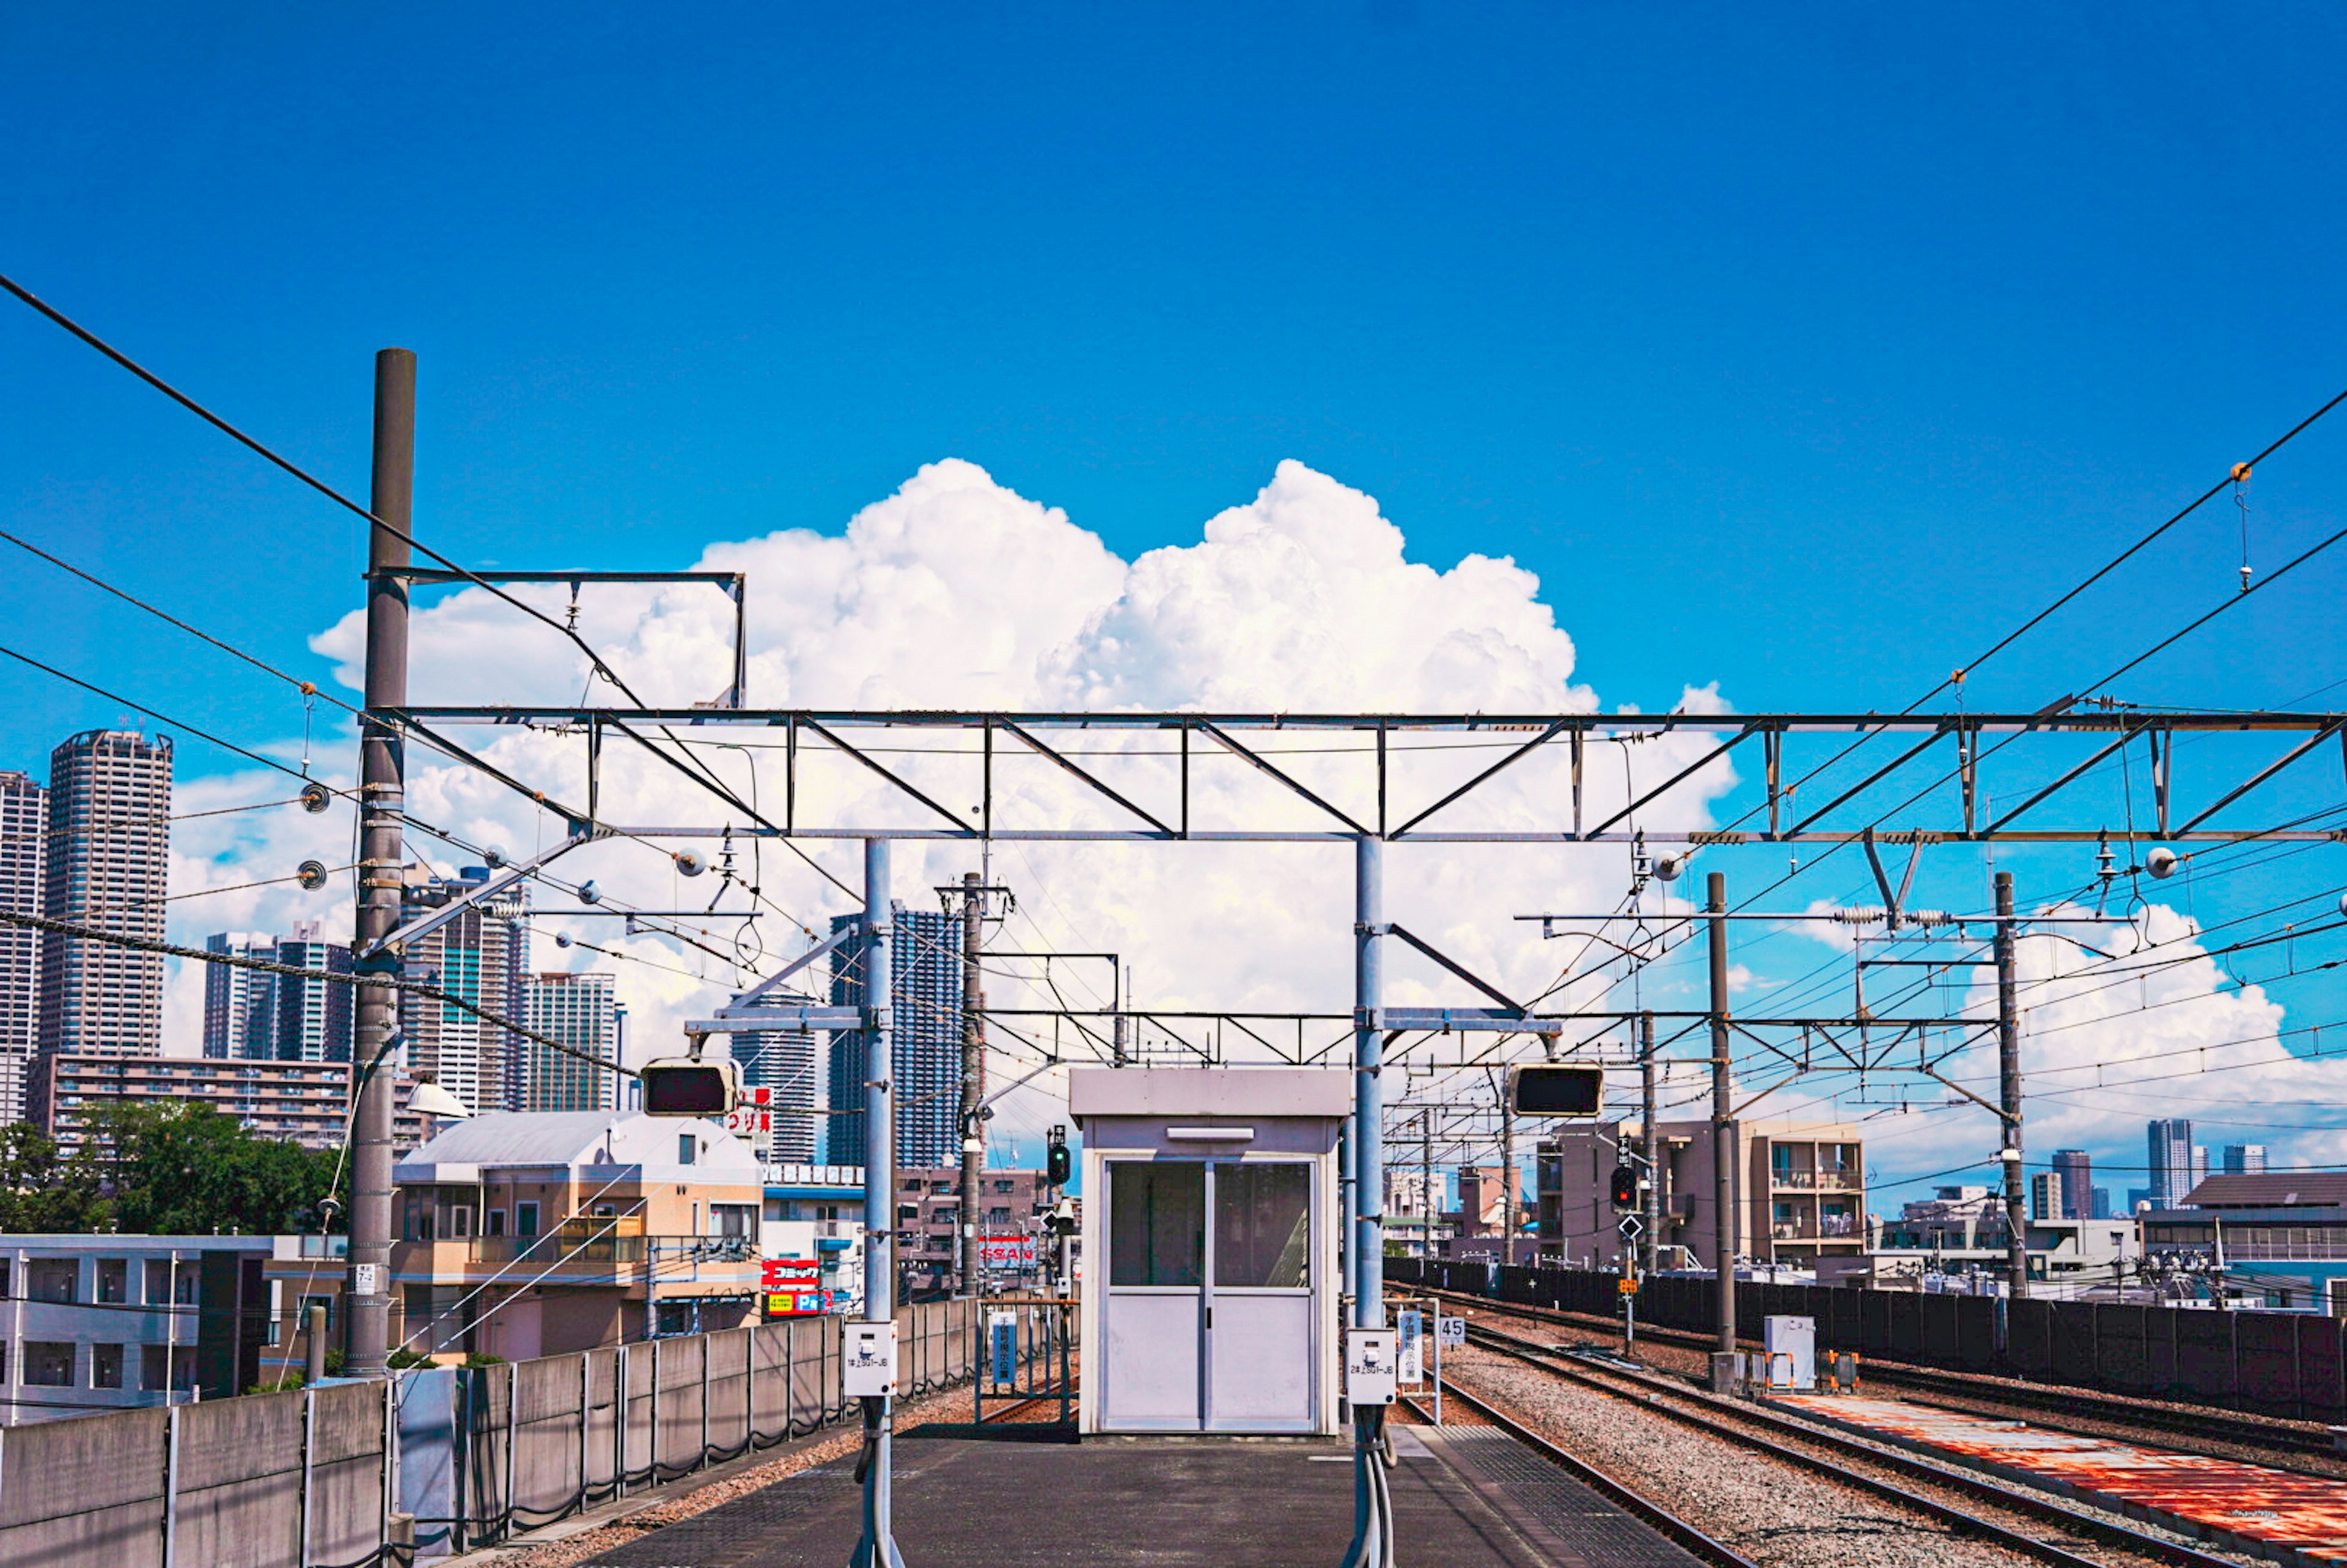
[1640,1011,1661,1278]
[852,839,906,1568]
[1708,872,1736,1356]
[1996,870,2029,1299]
[957,872,984,1297]
[1353,834,1384,1330]
[1342,833,1390,1568]
[350,347,413,1380]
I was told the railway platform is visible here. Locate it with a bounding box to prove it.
[566,1426,1711,1568]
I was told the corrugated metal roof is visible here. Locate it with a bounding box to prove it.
[2184,1173,2347,1209]
[398,1110,619,1170]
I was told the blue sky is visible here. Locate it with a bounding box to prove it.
[4,5,2345,1203]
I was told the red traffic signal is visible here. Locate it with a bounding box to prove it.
[1609,1163,1639,1210]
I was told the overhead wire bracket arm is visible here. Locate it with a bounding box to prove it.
[356,831,597,959]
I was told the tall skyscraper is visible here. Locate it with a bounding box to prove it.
[2051,1149,2092,1220]
[395,864,529,1114]
[205,925,354,1063]
[2147,1118,2194,1207]
[0,769,45,1123]
[2192,1145,2209,1192]
[204,932,277,1059]
[2224,1144,2268,1175]
[37,731,171,1057]
[825,903,961,1168]
[274,922,354,1063]
[729,986,821,1163]
[523,971,619,1112]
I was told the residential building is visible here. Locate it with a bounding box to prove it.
[2090,1187,2112,1220]
[273,923,354,1063]
[1537,1118,1864,1271]
[36,731,172,1063]
[395,863,529,1115]
[522,971,619,1112]
[2143,1173,2347,1310]
[0,1235,274,1426]
[0,769,42,1124]
[825,905,961,1168]
[2050,1149,2092,1220]
[760,1162,869,1313]
[892,1163,1055,1297]
[727,986,821,1163]
[1452,1165,1522,1237]
[202,932,277,1059]
[2148,1119,2194,1208]
[1840,1185,2139,1294]
[2224,1145,2269,1176]
[391,1111,763,1359]
[37,1053,432,1155]
[2030,1171,2064,1221]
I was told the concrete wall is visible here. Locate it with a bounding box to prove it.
[0,1297,1001,1567]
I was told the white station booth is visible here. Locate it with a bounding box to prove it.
[1071,1067,1350,1435]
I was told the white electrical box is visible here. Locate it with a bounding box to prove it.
[1345,1328,1398,1405]
[843,1321,898,1398]
[1761,1314,1815,1392]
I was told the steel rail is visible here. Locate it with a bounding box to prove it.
[1408,1281,2341,1473]
[1460,1319,2246,1568]
[1395,1385,1765,1568]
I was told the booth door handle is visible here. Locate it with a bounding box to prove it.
[1204,1305,1213,1328]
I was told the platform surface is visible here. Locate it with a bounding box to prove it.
[572,1424,1708,1567]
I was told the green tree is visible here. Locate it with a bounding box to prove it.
[0,1104,347,1239]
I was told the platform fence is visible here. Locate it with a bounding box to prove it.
[0,1295,1029,1568]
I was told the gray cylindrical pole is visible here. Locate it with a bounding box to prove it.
[1708,872,1735,1355]
[1996,871,2028,1299]
[305,1303,329,1385]
[958,872,984,1297]
[350,347,414,1380]
[1353,835,1384,1328]
[1640,1012,1661,1278]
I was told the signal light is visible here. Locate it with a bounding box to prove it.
[1609,1164,1639,1210]
[1046,1128,1073,1187]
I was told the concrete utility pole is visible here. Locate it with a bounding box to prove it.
[854,839,904,1566]
[1353,834,1384,1327]
[1996,870,2029,1299]
[1421,1109,1434,1259]
[348,347,413,1379]
[957,871,985,1297]
[1496,1086,1516,1262]
[1708,871,1735,1355]
[1640,1010,1661,1278]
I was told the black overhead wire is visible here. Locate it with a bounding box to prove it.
[0,907,634,1079]
[0,523,359,715]
[0,641,355,799]
[1706,386,2347,911]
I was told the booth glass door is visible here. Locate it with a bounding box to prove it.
[1102,1158,1315,1432]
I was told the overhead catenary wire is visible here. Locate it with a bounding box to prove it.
[0,907,634,1080]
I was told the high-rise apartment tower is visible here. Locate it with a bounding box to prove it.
[37,731,171,1057]
[0,770,44,1123]
[825,904,961,1168]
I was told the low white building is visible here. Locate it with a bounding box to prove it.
[0,1235,279,1424]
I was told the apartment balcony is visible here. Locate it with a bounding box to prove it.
[1769,1170,1860,1192]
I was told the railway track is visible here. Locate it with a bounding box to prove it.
[1452,1317,2252,1568]
[1408,1281,2337,1470]
[1396,1382,1765,1568]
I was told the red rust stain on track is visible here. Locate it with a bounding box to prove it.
[1777,1394,2347,1559]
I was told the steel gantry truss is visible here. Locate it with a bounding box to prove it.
[384,703,2347,844]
